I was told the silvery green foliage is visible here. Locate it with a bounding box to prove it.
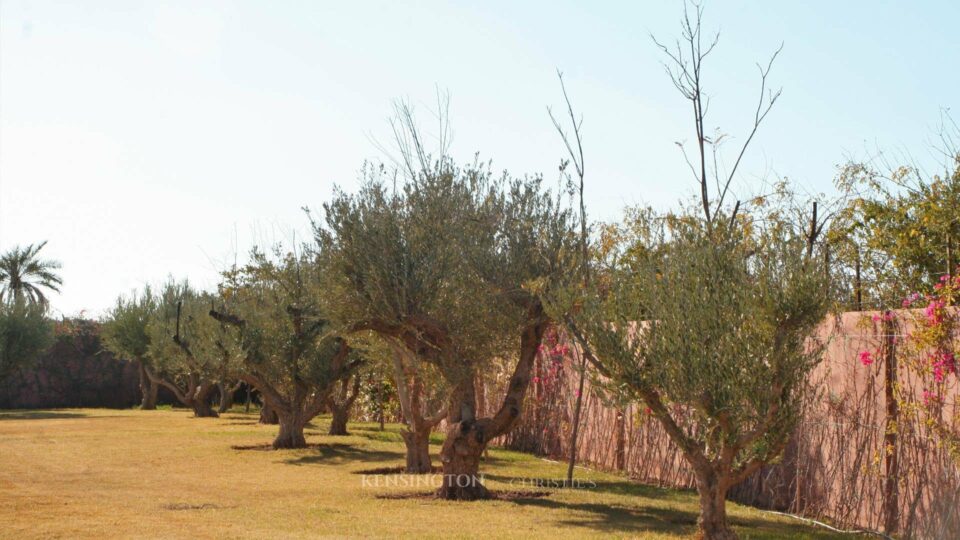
[219,247,354,396]
[318,161,523,382]
[579,209,832,477]
[102,286,156,364]
[146,279,237,382]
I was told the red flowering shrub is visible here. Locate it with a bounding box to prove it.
[896,269,960,458]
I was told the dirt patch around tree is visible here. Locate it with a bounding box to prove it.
[375,490,551,501]
[230,442,327,451]
[353,465,443,475]
[162,503,234,511]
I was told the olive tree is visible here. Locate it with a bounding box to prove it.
[211,247,361,449]
[146,280,235,418]
[319,153,576,498]
[569,210,832,538]
[102,287,159,409]
[551,4,835,536]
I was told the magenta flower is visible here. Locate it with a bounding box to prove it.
[859,351,874,366]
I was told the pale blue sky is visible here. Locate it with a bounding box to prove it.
[1,1,957,316]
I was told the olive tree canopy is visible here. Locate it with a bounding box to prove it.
[102,287,159,408]
[318,157,578,498]
[212,246,361,449]
[571,209,832,538]
[146,280,237,418]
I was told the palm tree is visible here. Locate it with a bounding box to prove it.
[0,241,63,307]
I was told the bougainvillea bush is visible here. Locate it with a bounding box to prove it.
[899,269,960,460]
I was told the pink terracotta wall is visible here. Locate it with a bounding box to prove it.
[492,310,960,538]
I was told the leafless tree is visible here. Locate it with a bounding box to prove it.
[652,0,782,225]
[548,70,590,487]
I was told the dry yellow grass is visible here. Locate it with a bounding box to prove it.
[0,408,859,539]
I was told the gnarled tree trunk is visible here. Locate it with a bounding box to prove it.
[326,375,361,436]
[192,399,218,417]
[389,345,444,473]
[138,362,158,410]
[328,407,349,436]
[218,381,242,413]
[695,471,735,540]
[259,401,279,424]
[144,366,218,418]
[438,417,491,500]
[437,314,548,500]
[190,383,219,418]
[400,427,433,473]
[438,375,489,499]
[273,410,308,449]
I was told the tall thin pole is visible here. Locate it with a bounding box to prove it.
[855,244,863,311]
[882,312,900,534]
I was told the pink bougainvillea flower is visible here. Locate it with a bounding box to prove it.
[925,300,945,325]
[532,376,541,384]
[859,351,874,366]
[933,366,945,382]
[931,351,957,383]
[574,390,582,398]
[922,390,938,406]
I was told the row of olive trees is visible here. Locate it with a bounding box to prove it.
[101,251,364,448]
[101,6,839,539]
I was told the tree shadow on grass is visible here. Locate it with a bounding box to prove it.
[0,410,90,421]
[508,493,849,539]
[282,443,405,466]
[508,497,696,536]
[726,514,857,539]
[219,414,260,426]
[350,426,447,446]
[352,464,443,475]
[482,474,676,499]
[349,427,403,443]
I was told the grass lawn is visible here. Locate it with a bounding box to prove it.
[0,408,862,539]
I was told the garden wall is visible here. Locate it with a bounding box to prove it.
[0,320,142,409]
[490,310,960,539]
